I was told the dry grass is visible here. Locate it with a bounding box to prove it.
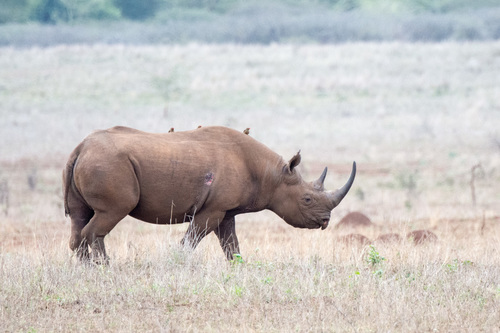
[1,42,500,331]
[1,214,499,332]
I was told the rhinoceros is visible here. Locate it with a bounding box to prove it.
[63,126,356,262]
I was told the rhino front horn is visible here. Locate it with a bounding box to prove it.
[328,162,356,207]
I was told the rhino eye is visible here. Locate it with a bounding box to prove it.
[303,196,312,205]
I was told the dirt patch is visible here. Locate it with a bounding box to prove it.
[0,218,68,253]
[336,233,371,246]
[406,229,438,245]
[335,212,373,229]
[374,233,403,243]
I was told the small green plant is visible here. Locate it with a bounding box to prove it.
[355,187,365,201]
[234,285,243,297]
[365,245,386,277]
[366,245,385,267]
[262,277,273,285]
[446,259,460,272]
[404,200,412,210]
[446,259,474,272]
[221,272,234,284]
[396,170,419,211]
[231,253,244,265]
[396,171,418,192]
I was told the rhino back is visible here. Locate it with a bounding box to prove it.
[74,126,281,224]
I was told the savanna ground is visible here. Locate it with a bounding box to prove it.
[0,42,499,332]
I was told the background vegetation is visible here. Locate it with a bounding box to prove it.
[1,0,500,45]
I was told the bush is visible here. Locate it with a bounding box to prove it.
[164,0,237,13]
[64,0,121,21]
[113,0,159,20]
[32,0,69,23]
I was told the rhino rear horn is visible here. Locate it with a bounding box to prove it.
[328,162,356,207]
[314,167,328,191]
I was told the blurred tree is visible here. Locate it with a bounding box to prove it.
[356,0,500,14]
[1,0,499,25]
[167,0,237,12]
[61,0,121,21]
[0,0,30,23]
[319,0,360,11]
[32,0,69,23]
[114,0,159,20]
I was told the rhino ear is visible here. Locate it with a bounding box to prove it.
[284,151,301,174]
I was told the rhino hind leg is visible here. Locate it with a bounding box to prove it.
[81,210,129,264]
[68,205,94,262]
[214,215,240,261]
[90,237,108,265]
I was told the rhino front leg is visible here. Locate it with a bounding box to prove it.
[181,211,225,252]
[214,215,240,261]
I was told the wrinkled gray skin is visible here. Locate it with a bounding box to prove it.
[63,126,356,262]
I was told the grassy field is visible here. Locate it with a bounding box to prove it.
[0,42,499,331]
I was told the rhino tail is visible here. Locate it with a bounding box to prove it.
[62,144,81,217]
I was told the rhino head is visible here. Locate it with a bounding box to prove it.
[269,152,356,230]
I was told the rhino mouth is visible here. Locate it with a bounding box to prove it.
[320,218,330,230]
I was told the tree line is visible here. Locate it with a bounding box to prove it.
[1,0,498,24]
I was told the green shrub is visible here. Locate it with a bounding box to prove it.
[113,0,159,20]
[64,0,121,21]
[32,0,69,23]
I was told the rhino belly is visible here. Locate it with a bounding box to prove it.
[129,195,198,225]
